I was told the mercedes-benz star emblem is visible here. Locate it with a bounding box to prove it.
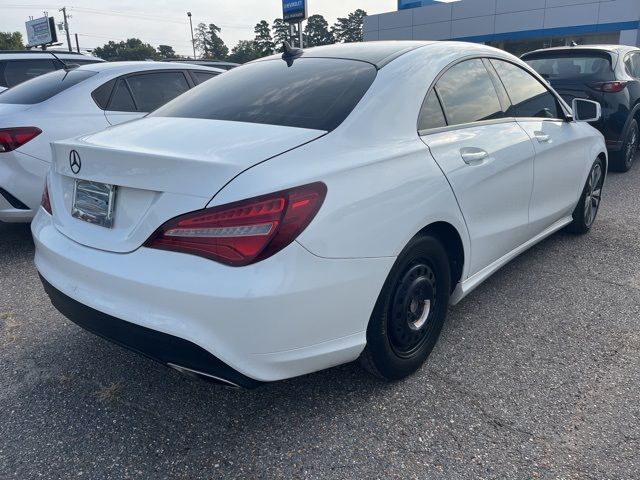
[69,150,81,174]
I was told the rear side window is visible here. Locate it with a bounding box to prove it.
[435,59,503,126]
[191,70,218,84]
[151,58,377,131]
[108,79,136,111]
[0,69,97,105]
[524,52,615,82]
[418,90,447,131]
[126,72,190,112]
[491,60,561,119]
[0,59,57,88]
[625,52,640,78]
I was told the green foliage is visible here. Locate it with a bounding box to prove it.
[93,38,157,61]
[194,23,229,60]
[0,32,25,50]
[228,40,262,64]
[272,18,291,49]
[304,15,335,47]
[157,44,177,60]
[254,20,275,57]
[332,9,367,43]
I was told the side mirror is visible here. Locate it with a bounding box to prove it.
[572,98,601,122]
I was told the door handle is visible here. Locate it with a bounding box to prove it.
[534,131,551,143]
[460,147,489,165]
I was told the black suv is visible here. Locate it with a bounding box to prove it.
[522,45,640,172]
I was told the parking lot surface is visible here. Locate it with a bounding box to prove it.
[1,157,639,480]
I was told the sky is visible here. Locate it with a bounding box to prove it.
[3,1,396,56]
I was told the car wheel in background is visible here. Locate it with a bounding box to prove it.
[360,235,451,381]
[566,156,605,234]
[611,119,638,172]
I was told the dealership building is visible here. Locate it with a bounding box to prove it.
[363,0,640,55]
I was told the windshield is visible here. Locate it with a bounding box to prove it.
[0,69,97,105]
[151,58,377,131]
[524,52,615,82]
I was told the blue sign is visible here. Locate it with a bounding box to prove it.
[398,0,442,10]
[283,0,307,23]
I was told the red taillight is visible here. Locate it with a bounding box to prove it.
[589,81,628,93]
[41,182,52,215]
[144,182,327,266]
[0,127,42,153]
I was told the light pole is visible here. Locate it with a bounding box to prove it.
[187,12,196,60]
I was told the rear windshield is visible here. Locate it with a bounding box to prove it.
[0,69,97,105]
[524,52,615,81]
[151,58,377,131]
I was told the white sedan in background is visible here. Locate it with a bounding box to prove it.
[33,41,606,388]
[0,62,222,222]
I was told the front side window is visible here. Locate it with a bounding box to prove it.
[191,71,218,84]
[434,59,503,126]
[126,71,190,112]
[491,59,561,119]
[151,58,377,131]
[0,69,97,105]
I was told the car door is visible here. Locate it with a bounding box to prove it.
[489,59,587,234]
[419,58,536,276]
[104,70,191,125]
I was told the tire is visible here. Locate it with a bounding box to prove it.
[360,234,451,381]
[610,119,638,172]
[566,157,605,234]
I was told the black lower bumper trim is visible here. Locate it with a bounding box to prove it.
[39,275,263,389]
[0,187,29,210]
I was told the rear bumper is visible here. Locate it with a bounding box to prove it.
[40,275,262,388]
[0,150,49,222]
[32,209,394,382]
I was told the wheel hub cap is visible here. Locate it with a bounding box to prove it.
[389,263,437,357]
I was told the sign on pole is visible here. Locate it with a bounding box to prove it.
[25,16,58,48]
[282,0,307,23]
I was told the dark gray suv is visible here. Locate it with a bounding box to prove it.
[523,45,640,172]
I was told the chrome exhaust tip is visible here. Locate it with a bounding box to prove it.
[167,363,241,389]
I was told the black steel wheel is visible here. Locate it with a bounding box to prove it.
[360,234,451,381]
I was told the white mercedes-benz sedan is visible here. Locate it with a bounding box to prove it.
[33,41,606,388]
[0,61,222,223]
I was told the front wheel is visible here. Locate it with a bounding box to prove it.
[610,119,638,172]
[360,235,451,381]
[566,157,605,234]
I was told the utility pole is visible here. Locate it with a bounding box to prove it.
[75,33,80,53]
[187,12,196,60]
[59,6,72,52]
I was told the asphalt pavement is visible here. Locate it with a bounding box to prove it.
[1,156,639,479]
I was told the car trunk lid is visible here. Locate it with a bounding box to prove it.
[49,117,325,253]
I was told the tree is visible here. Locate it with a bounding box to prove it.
[304,15,334,47]
[0,32,25,50]
[272,18,291,48]
[228,40,261,64]
[194,23,228,60]
[157,44,176,60]
[332,9,367,43]
[254,20,275,57]
[93,38,157,61]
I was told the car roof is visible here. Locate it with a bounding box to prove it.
[166,59,240,66]
[256,41,435,68]
[522,44,639,57]
[72,61,224,75]
[0,51,104,61]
